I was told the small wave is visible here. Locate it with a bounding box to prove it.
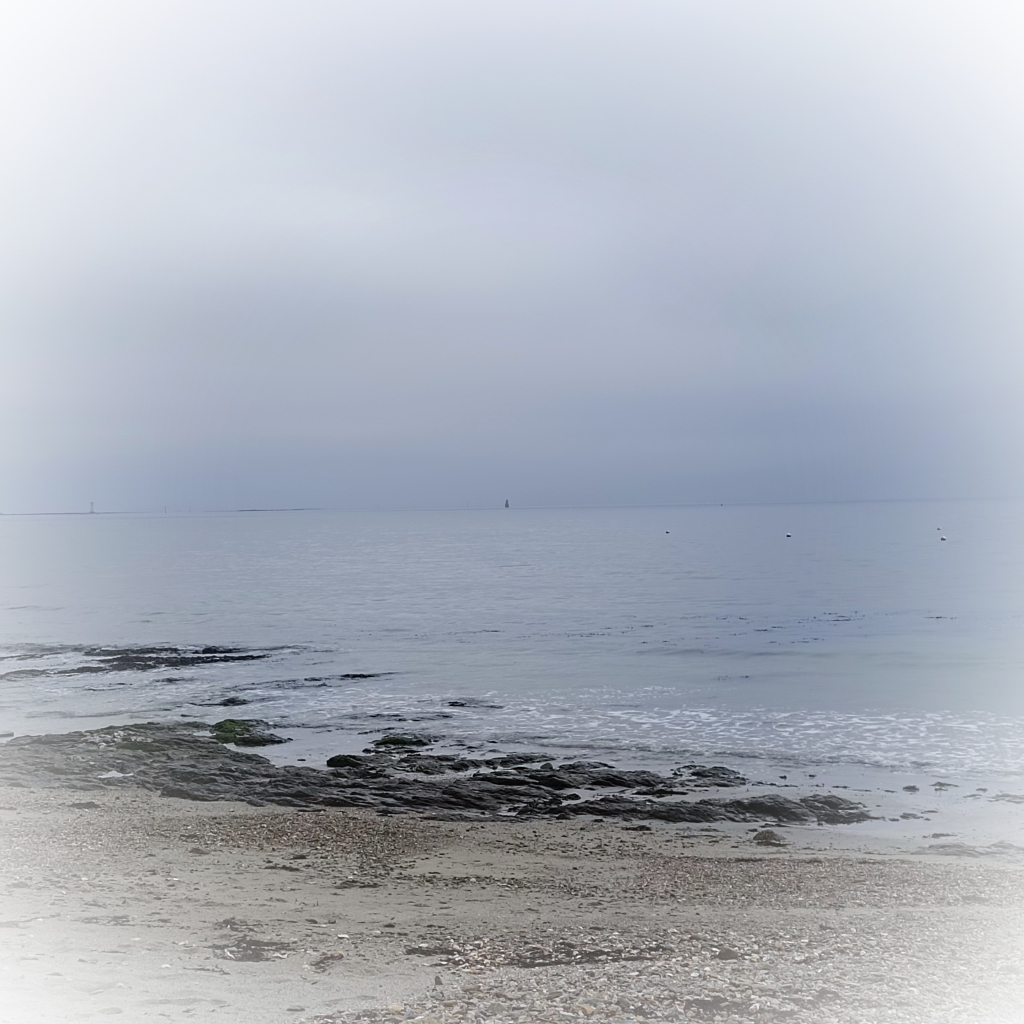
[442,704,1024,777]
[285,689,1024,778]
[4,639,1023,779]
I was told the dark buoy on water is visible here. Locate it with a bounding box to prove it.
[786,533,792,538]
[940,536,947,541]
[504,499,509,508]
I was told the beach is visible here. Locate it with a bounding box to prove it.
[2,773,1023,1023]
[3,505,1024,1022]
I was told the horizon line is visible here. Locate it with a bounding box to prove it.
[0,494,1018,518]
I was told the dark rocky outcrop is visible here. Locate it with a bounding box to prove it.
[0,722,872,825]
[209,719,289,746]
[677,764,747,786]
[370,733,434,749]
[59,646,269,674]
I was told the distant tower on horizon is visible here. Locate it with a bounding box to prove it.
[505,499,510,508]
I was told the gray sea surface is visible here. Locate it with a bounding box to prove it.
[1,501,1023,797]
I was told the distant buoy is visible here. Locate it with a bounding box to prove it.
[665,531,670,534]
[786,533,792,538]
[940,536,947,541]
[504,499,509,509]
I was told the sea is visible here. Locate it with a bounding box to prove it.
[2,500,1024,840]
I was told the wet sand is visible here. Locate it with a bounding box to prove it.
[2,785,1023,1024]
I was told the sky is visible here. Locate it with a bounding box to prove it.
[1,0,1023,512]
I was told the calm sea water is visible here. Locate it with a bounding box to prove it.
[2,501,1023,781]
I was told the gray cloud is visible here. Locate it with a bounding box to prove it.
[2,0,1023,511]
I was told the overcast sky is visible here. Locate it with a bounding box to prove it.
[2,1,1023,512]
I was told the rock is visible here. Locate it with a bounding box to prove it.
[798,794,873,824]
[472,770,539,788]
[557,791,870,825]
[681,765,748,787]
[753,829,787,846]
[326,753,391,773]
[726,795,812,823]
[396,754,482,775]
[0,722,872,826]
[372,733,434,749]
[716,946,741,959]
[210,719,288,747]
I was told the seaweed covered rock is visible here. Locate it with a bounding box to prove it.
[210,719,289,747]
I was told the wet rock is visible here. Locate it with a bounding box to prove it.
[67,645,268,674]
[557,792,869,825]
[0,722,872,826]
[209,719,289,747]
[679,765,748,787]
[325,753,374,769]
[484,753,549,769]
[546,764,669,790]
[473,770,540,788]
[372,733,434,749]
[798,794,873,824]
[395,754,482,775]
[325,753,393,774]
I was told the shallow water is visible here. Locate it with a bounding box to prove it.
[1,501,1023,785]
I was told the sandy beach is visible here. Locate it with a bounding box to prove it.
[2,779,1023,1024]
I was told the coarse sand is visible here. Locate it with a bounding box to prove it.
[1,786,1023,1024]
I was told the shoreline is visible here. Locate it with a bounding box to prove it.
[1,727,1024,1022]
[2,720,1024,854]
